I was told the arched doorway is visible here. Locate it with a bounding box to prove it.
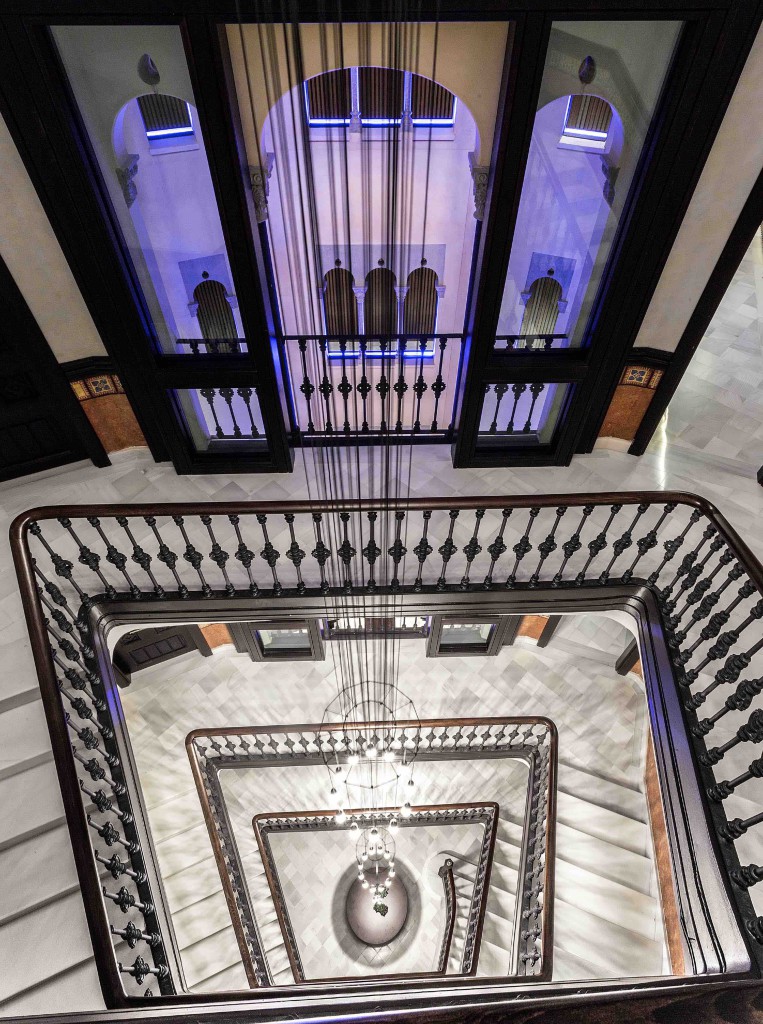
[520,275,563,337]
[365,267,397,335]
[404,266,439,335]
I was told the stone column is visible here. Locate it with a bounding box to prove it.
[395,286,409,334]
[353,286,367,334]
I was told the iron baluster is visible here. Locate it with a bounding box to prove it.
[218,387,241,438]
[284,514,306,594]
[505,383,527,434]
[87,516,139,598]
[201,515,234,595]
[311,513,331,594]
[708,752,763,802]
[483,509,512,589]
[358,338,370,433]
[599,503,649,583]
[686,645,763,710]
[523,382,546,433]
[199,388,224,438]
[111,923,161,949]
[363,511,381,591]
[531,506,567,585]
[701,708,763,767]
[317,338,334,434]
[338,512,356,592]
[412,337,428,433]
[172,515,211,597]
[693,678,763,737]
[437,510,460,590]
[297,338,316,434]
[144,517,186,597]
[488,383,509,434]
[431,336,447,432]
[237,387,260,437]
[229,514,259,596]
[553,504,593,585]
[115,517,164,598]
[95,851,146,884]
[576,504,623,584]
[393,337,408,433]
[661,525,716,605]
[338,339,352,434]
[507,507,540,587]
[413,511,433,592]
[57,517,114,597]
[460,509,485,589]
[388,511,407,590]
[256,514,282,595]
[28,522,90,605]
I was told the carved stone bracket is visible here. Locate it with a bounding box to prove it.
[115,154,140,208]
[249,153,275,223]
[469,160,490,221]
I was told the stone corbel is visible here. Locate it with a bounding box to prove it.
[115,154,140,208]
[469,156,490,221]
[249,153,275,223]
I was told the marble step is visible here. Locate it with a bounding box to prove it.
[0,956,103,1017]
[476,936,513,977]
[0,698,52,781]
[556,760,646,823]
[0,824,79,924]
[553,900,664,978]
[0,890,99,1002]
[163,854,224,914]
[190,958,249,994]
[0,761,66,852]
[554,859,661,941]
[555,790,649,857]
[498,808,655,896]
[173,889,236,951]
[180,923,242,989]
[550,946,603,981]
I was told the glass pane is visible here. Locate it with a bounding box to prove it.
[440,622,494,648]
[172,387,266,453]
[478,382,572,444]
[496,21,682,351]
[51,26,247,355]
[257,628,310,651]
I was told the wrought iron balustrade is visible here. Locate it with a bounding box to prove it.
[282,334,465,441]
[190,723,553,983]
[9,492,763,1006]
[175,339,246,355]
[493,334,568,352]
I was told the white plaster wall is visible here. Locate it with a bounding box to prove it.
[0,113,106,362]
[633,23,763,354]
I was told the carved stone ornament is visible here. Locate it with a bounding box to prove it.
[578,55,596,85]
[115,154,139,208]
[249,153,275,223]
[470,163,490,221]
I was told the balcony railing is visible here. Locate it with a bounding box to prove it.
[282,334,465,442]
[9,492,763,1010]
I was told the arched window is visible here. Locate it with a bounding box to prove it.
[520,275,563,336]
[193,277,238,351]
[365,267,397,335]
[322,267,358,335]
[404,267,438,334]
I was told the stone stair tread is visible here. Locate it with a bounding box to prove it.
[0,957,104,1016]
[190,959,250,994]
[174,889,235,951]
[554,860,661,939]
[556,759,647,823]
[551,946,611,981]
[476,935,512,976]
[181,923,242,989]
[553,901,664,977]
[0,824,79,924]
[555,791,649,857]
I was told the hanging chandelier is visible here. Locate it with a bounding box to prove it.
[320,680,421,825]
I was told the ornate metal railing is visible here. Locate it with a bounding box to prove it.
[438,858,457,973]
[493,334,568,352]
[189,721,553,984]
[9,492,763,1006]
[249,806,486,983]
[175,339,246,355]
[282,334,465,441]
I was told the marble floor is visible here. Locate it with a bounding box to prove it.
[655,230,763,469]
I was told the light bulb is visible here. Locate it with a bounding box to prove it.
[361,880,369,889]
[401,802,412,818]
[389,819,399,833]
[336,809,347,824]
[407,777,415,789]
[366,745,378,760]
[388,869,396,878]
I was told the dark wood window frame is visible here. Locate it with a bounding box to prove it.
[426,613,515,657]
[0,2,759,475]
[229,618,325,661]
